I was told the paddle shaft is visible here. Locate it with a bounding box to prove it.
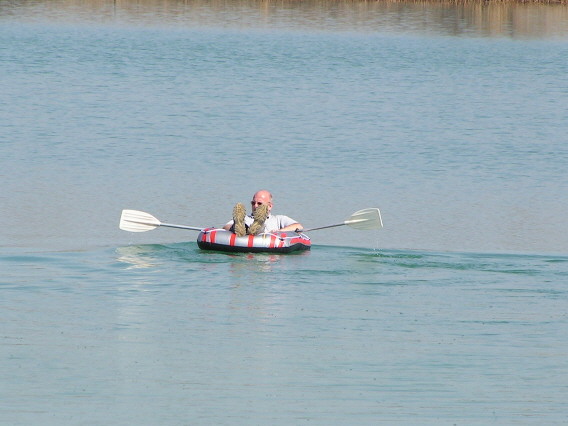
[160,222,203,231]
[302,223,345,232]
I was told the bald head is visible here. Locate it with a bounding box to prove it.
[251,190,273,213]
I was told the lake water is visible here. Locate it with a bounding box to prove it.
[1,0,568,424]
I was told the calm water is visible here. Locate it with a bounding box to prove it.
[1,0,568,424]
[2,244,568,424]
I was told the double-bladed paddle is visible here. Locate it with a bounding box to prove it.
[119,208,383,233]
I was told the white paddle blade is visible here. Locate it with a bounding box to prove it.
[119,209,161,233]
[345,208,383,230]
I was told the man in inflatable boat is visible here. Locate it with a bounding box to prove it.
[223,190,303,237]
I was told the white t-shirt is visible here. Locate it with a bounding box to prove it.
[226,214,298,233]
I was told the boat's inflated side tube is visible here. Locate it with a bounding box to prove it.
[197,228,311,253]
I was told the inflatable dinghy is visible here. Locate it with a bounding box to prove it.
[197,228,311,253]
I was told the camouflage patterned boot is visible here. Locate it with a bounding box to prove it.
[232,203,247,237]
[248,203,269,235]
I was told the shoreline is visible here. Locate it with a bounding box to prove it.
[6,0,568,5]
[3,0,568,38]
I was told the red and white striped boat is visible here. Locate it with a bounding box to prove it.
[197,228,311,253]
